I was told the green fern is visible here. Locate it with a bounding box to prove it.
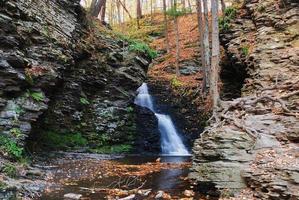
[80,97,90,105]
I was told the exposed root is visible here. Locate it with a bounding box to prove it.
[221,114,259,139]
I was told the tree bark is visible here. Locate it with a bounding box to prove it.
[203,0,210,92]
[196,0,207,93]
[100,0,106,21]
[210,0,220,111]
[174,0,180,76]
[163,0,170,53]
[117,0,132,19]
[220,0,226,13]
[116,0,121,24]
[91,0,106,18]
[137,0,142,29]
[90,0,97,15]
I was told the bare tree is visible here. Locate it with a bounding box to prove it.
[117,0,132,19]
[196,0,207,92]
[90,0,106,18]
[210,0,220,112]
[202,0,211,92]
[100,0,106,21]
[137,0,142,29]
[220,0,226,13]
[173,0,180,76]
[116,0,121,24]
[163,0,170,53]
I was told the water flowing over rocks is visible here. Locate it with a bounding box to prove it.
[190,0,299,198]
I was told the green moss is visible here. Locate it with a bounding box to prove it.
[90,144,133,154]
[170,76,182,88]
[129,41,157,59]
[80,97,90,105]
[9,128,22,139]
[126,106,134,113]
[2,163,17,178]
[241,46,249,56]
[40,131,88,150]
[0,181,8,190]
[26,90,44,102]
[0,135,23,159]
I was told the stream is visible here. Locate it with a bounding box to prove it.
[41,83,195,199]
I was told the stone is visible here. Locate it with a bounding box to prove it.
[179,65,200,75]
[63,193,82,200]
[119,194,136,200]
[183,190,194,197]
[155,190,164,199]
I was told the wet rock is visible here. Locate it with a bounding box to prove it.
[183,190,194,197]
[135,106,160,153]
[138,189,151,196]
[179,65,200,75]
[155,191,164,199]
[63,193,82,200]
[119,194,135,200]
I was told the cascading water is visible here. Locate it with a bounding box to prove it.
[134,83,190,156]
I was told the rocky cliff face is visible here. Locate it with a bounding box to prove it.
[0,0,151,157]
[190,0,299,199]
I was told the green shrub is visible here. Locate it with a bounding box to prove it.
[113,32,157,59]
[0,135,23,159]
[166,7,189,17]
[241,46,249,56]
[129,41,157,59]
[0,181,7,190]
[40,131,87,149]
[219,7,237,32]
[126,106,134,113]
[91,144,133,154]
[26,90,44,102]
[9,128,22,139]
[224,7,237,19]
[2,163,17,178]
[80,97,90,105]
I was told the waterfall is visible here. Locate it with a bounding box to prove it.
[135,83,190,156]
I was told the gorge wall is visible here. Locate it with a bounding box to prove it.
[190,0,299,199]
[0,0,152,157]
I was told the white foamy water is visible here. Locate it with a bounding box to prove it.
[135,83,190,156]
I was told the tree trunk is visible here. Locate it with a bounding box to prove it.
[182,0,186,9]
[150,0,153,23]
[91,0,106,18]
[174,0,180,76]
[90,0,97,15]
[137,0,142,29]
[210,0,220,111]
[220,0,226,13]
[174,17,180,76]
[163,0,170,53]
[118,0,132,19]
[196,0,207,93]
[100,0,106,21]
[203,0,210,91]
[116,0,121,24]
[187,0,192,11]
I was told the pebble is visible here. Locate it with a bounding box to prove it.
[63,193,82,200]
